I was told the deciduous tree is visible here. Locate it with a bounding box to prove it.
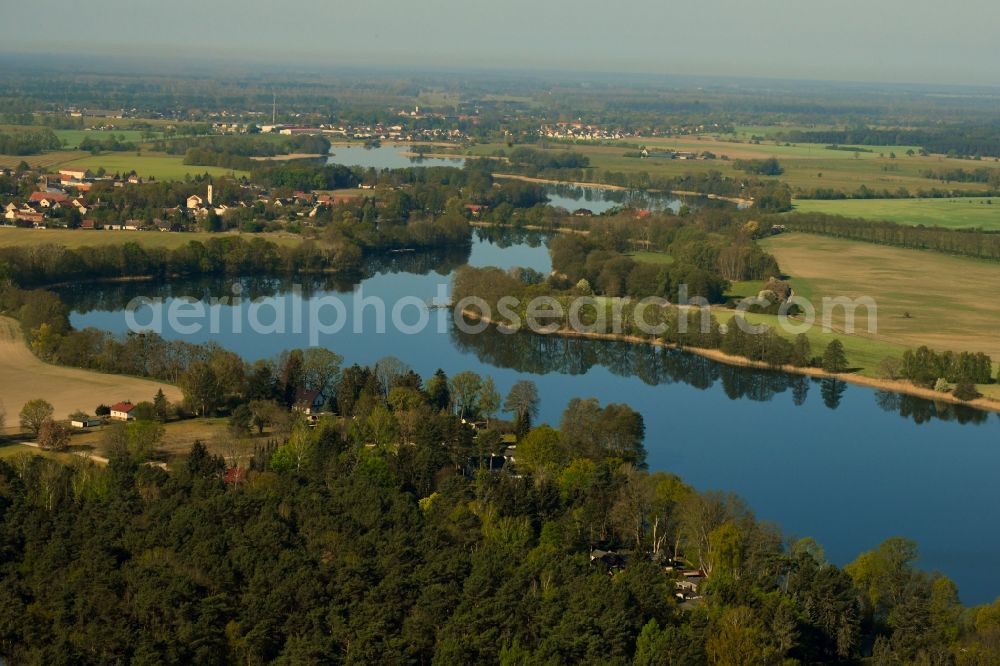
[19,398,54,437]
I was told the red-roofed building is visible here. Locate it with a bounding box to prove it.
[29,191,70,207]
[464,204,486,216]
[80,219,97,229]
[110,402,135,421]
[223,467,248,485]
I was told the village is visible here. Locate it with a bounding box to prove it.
[0,164,381,233]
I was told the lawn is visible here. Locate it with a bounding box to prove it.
[791,197,1000,230]
[0,443,83,464]
[759,233,1000,359]
[627,251,674,265]
[69,416,280,466]
[713,309,909,378]
[0,227,307,249]
[51,152,247,180]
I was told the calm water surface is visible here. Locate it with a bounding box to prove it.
[63,233,1000,603]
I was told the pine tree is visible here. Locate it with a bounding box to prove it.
[152,388,168,422]
[791,333,812,367]
[822,339,848,373]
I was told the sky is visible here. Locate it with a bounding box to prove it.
[2,0,998,86]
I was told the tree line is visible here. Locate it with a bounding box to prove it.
[777,212,1000,261]
[0,128,61,155]
[777,125,1000,158]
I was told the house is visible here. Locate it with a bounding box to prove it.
[590,549,629,573]
[80,219,98,230]
[223,467,248,485]
[293,389,325,415]
[109,402,135,420]
[15,211,45,225]
[464,203,486,216]
[186,194,204,209]
[463,454,506,478]
[29,191,70,207]
[59,168,92,182]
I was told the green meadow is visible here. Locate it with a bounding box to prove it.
[791,197,1000,230]
[52,152,247,180]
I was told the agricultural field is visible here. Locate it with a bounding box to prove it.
[791,197,1000,230]
[0,150,87,170]
[759,233,1000,359]
[0,316,182,422]
[51,152,247,180]
[53,128,163,149]
[469,137,1000,196]
[0,227,307,249]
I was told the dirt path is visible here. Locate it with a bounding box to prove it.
[0,316,183,420]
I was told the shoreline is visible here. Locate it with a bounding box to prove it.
[491,174,753,207]
[460,308,1000,416]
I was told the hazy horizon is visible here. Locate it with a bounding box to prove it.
[2,0,998,87]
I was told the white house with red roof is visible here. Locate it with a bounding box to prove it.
[110,402,136,421]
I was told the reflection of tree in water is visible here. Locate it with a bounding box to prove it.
[452,325,807,402]
[453,326,993,425]
[57,244,472,314]
[821,378,847,409]
[873,390,990,425]
[473,227,549,249]
[792,376,810,406]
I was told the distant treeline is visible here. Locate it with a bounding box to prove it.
[733,157,784,176]
[78,135,138,152]
[0,237,362,288]
[795,185,1000,200]
[777,126,1000,158]
[171,134,331,170]
[778,212,1000,260]
[921,167,1000,185]
[250,162,359,190]
[0,129,61,155]
[163,134,330,158]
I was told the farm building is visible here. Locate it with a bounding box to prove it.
[109,402,135,421]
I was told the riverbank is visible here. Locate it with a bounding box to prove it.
[461,308,1000,416]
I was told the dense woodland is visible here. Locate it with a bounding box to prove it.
[3,354,1000,663]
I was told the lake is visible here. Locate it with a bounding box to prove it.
[62,232,1000,604]
[326,144,714,214]
[327,143,467,170]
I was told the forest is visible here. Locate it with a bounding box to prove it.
[3,352,1000,663]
